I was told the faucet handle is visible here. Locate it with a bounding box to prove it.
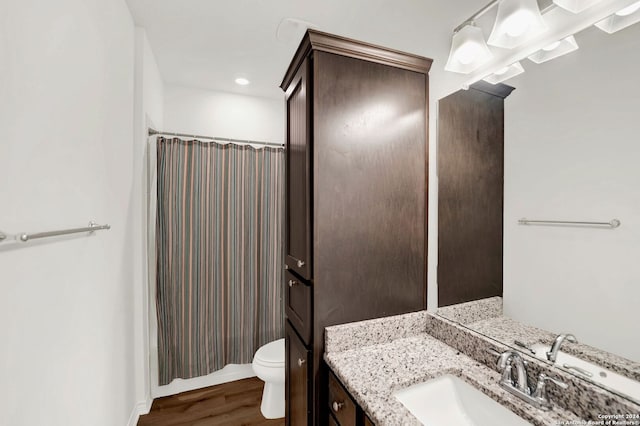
[486,348,502,357]
[533,373,569,403]
[542,374,568,390]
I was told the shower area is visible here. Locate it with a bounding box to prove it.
[147,132,285,394]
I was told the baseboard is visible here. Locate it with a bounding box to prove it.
[152,363,256,398]
[127,398,153,426]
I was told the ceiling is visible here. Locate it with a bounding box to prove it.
[125,0,485,99]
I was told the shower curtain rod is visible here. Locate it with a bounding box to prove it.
[148,128,284,147]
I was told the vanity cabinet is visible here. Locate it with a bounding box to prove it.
[281,29,431,426]
[327,371,374,426]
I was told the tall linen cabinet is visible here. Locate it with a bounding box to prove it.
[280,30,431,425]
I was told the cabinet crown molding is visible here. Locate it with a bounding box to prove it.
[280,29,433,91]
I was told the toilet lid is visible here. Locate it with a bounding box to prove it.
[254,338,285,367]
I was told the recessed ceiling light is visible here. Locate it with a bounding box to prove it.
[235,78,250,86]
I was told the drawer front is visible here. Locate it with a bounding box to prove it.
[328,372,357,426]
[285,270,312,344]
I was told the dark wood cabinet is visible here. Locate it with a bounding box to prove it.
[285,58,312,281]
[328,372,357,426]
[437,81,515,307]
[286,322,311,426]
[285,269,312,345]
[281,29,431,426]
[326,371,375,426]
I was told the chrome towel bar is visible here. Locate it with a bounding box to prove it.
[518,218,621,228]
[0,221,110,243]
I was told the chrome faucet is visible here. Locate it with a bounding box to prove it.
[547,334,577,363]
[496,351,529,393]
[489,348,568,410]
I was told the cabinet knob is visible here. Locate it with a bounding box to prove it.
[288,279,298,287]
[297,259,305,268]
[332,401,344,412]
[297,358,306,367]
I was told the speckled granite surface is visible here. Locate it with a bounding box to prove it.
[427,313,640,421]
[438,297,640,389]
[325,311,427,354]
[436,296,503,324]
[469,316,640,387]
[325,311,640,425]
[325,332,582,426]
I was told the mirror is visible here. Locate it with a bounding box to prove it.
[437,22,640,404]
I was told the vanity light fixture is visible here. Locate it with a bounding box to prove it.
[483,61,525,84]
[487,0,549,49]
[235,77,250,86]
[453,0,640,87]
[528,35,579,63]
[445,23,493,74]
[553,0,605,14]
[595,0,640,32]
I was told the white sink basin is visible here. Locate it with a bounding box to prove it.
[530,343,640,401]
[393,374,531,425]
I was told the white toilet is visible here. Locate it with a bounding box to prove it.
[252,338,285,419]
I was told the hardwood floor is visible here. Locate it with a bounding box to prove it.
[138,377,285,426]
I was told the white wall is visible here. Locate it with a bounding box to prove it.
[503,25,640,361]
[0,1,141,425]
[163,85,284,143]
[131,27,165,416]
[141,34,164,130]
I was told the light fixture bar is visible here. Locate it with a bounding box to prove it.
[454,0,501,33]
[461,0,638,88]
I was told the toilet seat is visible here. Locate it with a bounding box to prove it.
[254,338,285,368]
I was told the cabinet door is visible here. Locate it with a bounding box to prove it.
[284,58,312,280]
[286,321,311,426]
[285,270,312,345]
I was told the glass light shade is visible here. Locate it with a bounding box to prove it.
[595,1,640,33]
[488,0,548,49]
[445,24,493,74]
[552,0,604,13]
[483,62,525,84]
[528,35,579,63]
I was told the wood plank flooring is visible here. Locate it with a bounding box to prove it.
[138,377,285,426]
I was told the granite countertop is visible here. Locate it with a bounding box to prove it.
[469,316,640,385]
[324,313,584,426]
[437,296,640,385]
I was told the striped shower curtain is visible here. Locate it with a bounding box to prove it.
[155,137,284,386]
